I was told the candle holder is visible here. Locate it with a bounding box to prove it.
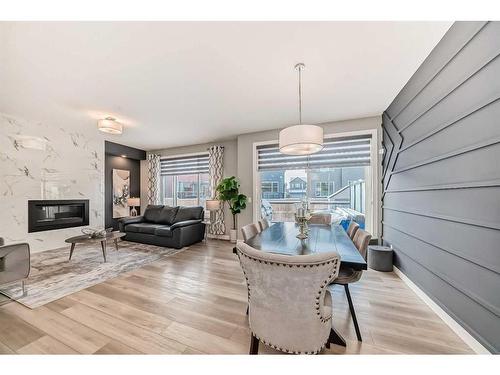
[294,212,312,239]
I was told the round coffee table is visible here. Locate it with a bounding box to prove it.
[65,231,126,263]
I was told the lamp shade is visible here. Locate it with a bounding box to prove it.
[205,199,220,210]
[98,117,123,135]
[279,124,324,155]
[127,197,140,207]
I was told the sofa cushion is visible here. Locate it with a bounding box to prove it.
[125,223,168,235]
[157,206,179,225]
[155,226,173,237]
[143,205,164,223]
[174,206,204,223]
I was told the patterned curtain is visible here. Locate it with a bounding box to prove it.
[208,145,225,235]
[147,153,161,205]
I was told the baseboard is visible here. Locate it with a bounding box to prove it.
[207,234,230,241]
[393,266,490,355]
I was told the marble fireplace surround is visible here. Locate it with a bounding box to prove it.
[0,112,105,253]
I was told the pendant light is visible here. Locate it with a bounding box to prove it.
[279,63,323,155]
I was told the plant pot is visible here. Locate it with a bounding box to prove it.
[230,229,238,243]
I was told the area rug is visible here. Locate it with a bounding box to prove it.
[0,240,185,309]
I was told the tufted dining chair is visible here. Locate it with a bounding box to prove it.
[236,242,341,354]
[329,228,371,342]
[0,237,30,296]
[309,212,332,225]
[346,221,360,240]
[258,218,270,232]
[241,223,260,242]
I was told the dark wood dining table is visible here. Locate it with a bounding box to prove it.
[245,222,367,270]
[234,221,367,348]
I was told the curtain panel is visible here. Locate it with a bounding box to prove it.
[208,145,225,235]
[147,153,161,205]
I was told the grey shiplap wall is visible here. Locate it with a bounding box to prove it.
[381,21,500,353]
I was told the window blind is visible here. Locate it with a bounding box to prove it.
[160,153,209,176]
[257,135,371,171]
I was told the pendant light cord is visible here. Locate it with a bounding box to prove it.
[298,65,302,125]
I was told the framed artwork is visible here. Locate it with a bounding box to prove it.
[113,169,130,218]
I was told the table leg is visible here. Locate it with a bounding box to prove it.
[328,326,346,347]
[114,238,119,251]
[100,240,107,262]
[69,243,76,261]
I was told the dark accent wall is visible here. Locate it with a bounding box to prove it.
[104,141,146,230]
[381,21,500,353]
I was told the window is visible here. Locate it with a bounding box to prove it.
[315,181,334,197]
[262,181,279,193]
[256,135,372,230]
[160,154,209,207]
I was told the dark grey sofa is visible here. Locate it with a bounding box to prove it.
[118,205,205,249]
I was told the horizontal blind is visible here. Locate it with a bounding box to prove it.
[160,153,209,176]
[257,135,371,171]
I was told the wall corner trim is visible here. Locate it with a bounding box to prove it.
[393,266,491,355]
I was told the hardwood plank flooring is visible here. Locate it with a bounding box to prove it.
[0,240,474,354]
[17,335,78,354]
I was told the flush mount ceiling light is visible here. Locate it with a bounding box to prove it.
[279,63,323,155]
[97,117,123,135]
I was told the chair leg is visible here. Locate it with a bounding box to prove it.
[344,284,362,342]
[249,334,259,354]
[328,327,346,347]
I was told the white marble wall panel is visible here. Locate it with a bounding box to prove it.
[0,113,104,252]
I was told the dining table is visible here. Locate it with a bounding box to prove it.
[234,221,368,348]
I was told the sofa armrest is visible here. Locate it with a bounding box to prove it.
[118,216,145,232]
[170,219,203,230]
[0,242,30,282]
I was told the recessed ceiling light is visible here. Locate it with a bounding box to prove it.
[121,154,127,158]
[98,117,123,135]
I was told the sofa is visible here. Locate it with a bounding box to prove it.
[119,205,205,249]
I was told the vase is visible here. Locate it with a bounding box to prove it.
[230,229,237,243]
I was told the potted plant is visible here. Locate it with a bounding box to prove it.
[216,176,248,243]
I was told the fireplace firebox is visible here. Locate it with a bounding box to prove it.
[28,199,89,233]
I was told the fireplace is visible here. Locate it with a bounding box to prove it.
[28,200,89,233]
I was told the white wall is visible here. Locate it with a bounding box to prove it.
[0,112,105,253]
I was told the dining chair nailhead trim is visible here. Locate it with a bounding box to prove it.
[236,248,339,354]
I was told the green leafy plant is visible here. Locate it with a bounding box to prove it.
[215,176,248,230]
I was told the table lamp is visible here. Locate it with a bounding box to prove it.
[205,199,220,224]
[128,197,140,216]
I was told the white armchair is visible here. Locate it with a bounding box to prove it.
[0,237,30,296]
[235,242,340,354]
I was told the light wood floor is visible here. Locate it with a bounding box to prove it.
[0,240,474,354]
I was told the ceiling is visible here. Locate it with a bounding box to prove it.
[0,22,451,150]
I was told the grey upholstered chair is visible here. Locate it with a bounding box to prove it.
[236,242,341,354]
[241,223,260,242]
[258,218,270,232]
[329,228,371,341]
[309,212,332,225]
[0,237,30,296]
[346,221,360,240]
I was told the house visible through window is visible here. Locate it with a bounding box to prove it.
[159,153,209,207]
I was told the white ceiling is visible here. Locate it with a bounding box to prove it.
[0,21,451,150]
